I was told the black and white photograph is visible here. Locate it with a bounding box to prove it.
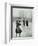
[1,0,38,46]
[11,6,34,39]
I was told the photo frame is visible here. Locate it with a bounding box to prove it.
[11,6,34,39]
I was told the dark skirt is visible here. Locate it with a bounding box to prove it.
[16,27,22,33]
[26,20,28,26]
